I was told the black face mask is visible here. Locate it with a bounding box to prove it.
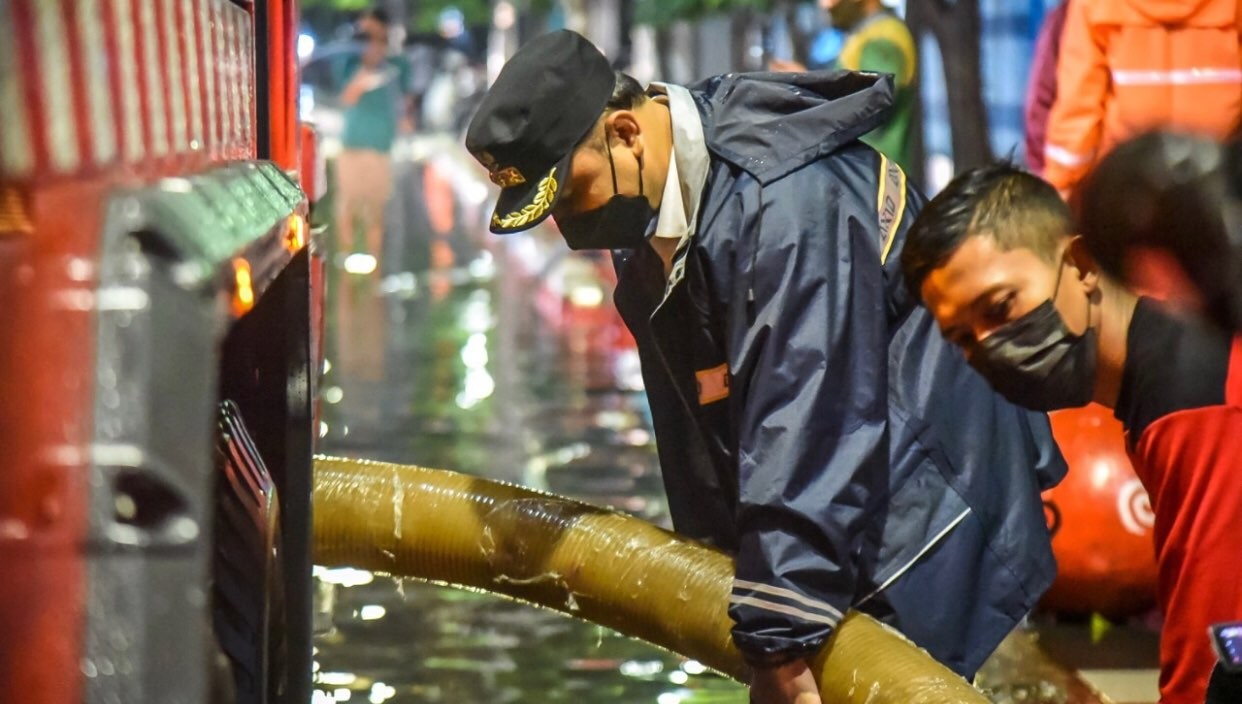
[555,138,656,251]
[966,263,1098,411]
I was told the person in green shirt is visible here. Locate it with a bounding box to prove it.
[769,0,916,173]
[334,7,413,276]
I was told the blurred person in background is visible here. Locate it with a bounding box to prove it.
[1073,131,1242,333]
[435,6,476,57]
[1042,0,1242,196]
[335,6,414,276]
[768,0,916,172]
[1024,1,1069,175]
[403,7,486,135]
[903,162,1242,704]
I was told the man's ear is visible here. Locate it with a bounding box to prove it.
[605,110,643,158]
[1066,235,1101,294]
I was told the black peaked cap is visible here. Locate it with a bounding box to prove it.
[465,30,615,234]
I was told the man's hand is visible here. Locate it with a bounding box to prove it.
[341,69,385,106]
[767,57,808,73]
[340,68,372,106]
[749,658,822,704]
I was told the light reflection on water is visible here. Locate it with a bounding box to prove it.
[313,578,746,702]
[314,168,747,701]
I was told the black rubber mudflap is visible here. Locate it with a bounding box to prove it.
[213,401,286,704]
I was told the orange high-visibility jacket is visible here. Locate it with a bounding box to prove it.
[1044,0,1242,193]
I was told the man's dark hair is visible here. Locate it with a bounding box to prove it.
[1075,131,1240,328]
[362,6,390,26]
[902,162,1072,298]
[1073,132,1228,288]
[606,71,646,111]
[575,72,648,151]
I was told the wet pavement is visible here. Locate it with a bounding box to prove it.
[309,135,1159,704]
[313,136,742,704]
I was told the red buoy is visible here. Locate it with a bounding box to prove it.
[1039,404,1159,619]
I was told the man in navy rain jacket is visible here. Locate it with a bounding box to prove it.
[465,30,1066,702]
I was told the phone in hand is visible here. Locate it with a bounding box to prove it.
[1210,621,1242,672]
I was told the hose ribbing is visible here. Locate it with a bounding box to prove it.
[313,455,991,703]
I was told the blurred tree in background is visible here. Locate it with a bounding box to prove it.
[634,0,771,27]
[301,0,499,35]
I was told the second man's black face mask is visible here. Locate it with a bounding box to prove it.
[555,137,656,251]
[965,259,1098,412]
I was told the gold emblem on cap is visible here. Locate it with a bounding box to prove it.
[488,166,527,188]
[492,168,558,230]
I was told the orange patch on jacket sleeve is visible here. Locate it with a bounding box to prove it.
[696,363,731,405]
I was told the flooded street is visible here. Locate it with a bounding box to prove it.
[312,137,746,703]
[308,137,1157,704]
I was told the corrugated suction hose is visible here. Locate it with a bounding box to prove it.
[313,456,990,703]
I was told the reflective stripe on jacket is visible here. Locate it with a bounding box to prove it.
[1044,0,1242,193]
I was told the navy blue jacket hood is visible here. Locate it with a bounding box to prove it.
[700,70,895,184]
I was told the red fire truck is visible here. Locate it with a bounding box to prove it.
[0,1,321,702]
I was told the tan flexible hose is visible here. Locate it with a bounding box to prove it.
[313,455,990,703]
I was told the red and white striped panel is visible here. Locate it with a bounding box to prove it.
[0,1,36,177]
[0,0,257,182]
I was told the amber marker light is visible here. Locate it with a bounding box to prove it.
[232,257,255,317]
[285,213,306,252]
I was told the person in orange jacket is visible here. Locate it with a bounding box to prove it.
[1024,1,1069,175]
[1043,0,1242,195]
